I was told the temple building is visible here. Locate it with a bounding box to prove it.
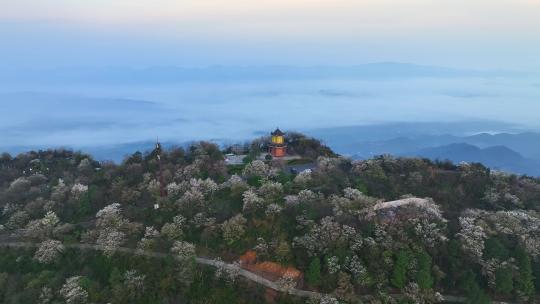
[269,128,287,158]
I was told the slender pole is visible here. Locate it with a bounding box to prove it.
[156,141,167,197]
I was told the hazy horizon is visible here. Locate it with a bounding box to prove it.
[2,0,540,70]
[2,1,540,153]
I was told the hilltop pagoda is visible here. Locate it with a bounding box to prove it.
[269,128,287,158]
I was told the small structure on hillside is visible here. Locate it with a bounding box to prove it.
[269,128,287,158]
[225,153,247,165]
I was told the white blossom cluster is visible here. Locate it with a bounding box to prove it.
[318,295,340,304]
[344,255,367,279]
[137,226,160,251]
[42,211,60,226]
[59,276,88,304]
[242,189,265,212]
[214,258,240,283]
[258,181,284,202]
[177,188,206,210]
[330,189,378,218]
[190,178,218,195]
[97,229,126,256]
[171,240,196,261]
[297,189,321,205]
[33,239,64,264]
[326,256,341,274]
[146,178,161,195]
[24,211,60,240]
[456,216,486,260]
[161,215,186,240]
[94,203,129,256]
[166,182,186,197]
[221,174,247,191]
[265,203,283,217]
[459,209,540,257]
[221,214,247,244]
[276,273,297,291]
[242,160,269,177]
[284,195,300,207]
[293,216,357,256]
[316,157,345,172]
[71,183,88,198]
[483,187,523,208]
[293,169,312,186]
[412,218,448,248]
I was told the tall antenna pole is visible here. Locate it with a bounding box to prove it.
[156,139,167,198]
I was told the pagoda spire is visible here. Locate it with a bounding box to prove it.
[269,128,287,157]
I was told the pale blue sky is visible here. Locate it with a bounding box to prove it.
[1,0,539,69]
[2,0,540,151]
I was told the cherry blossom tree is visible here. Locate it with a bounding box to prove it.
[242,160,269,177]
[34,239,64,264]
[137,226,160,251]
[242,189,264,212]
[59,276,88,304]
[161,215,186,240]
[457,216,486,260]
[221,214,247,245]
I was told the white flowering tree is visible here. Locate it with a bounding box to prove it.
[137,226,160,251]
[293,216,352,256]
[222,174,248,192]
[92,203,129,256]
[171,241,197,287]
[71,183,89,199]
[293,169,312,187]
[456,216,486,260]
[161,215,186,240]
[24,211,60,240]
[242,189,264,213]
[221,214,247,245]
[33,239,64,264]
[214,258,240,284]
[258,181,284,203]
[59,276,88,304]
[242,160,269,178]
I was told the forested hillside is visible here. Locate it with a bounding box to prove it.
[0,134,540,303]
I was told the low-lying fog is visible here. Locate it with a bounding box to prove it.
[1,68,540,151]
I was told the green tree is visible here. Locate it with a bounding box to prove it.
[495,267,513,295]
[483,237,509,260]
[515,248,534,298]
[461,270,490,304]
[306,258,321,286]
[391,250,409,289]
[416,251,434,289]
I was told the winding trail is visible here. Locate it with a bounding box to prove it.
[0,241,515,303]
[0,242,321,299]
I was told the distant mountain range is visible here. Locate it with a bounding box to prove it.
[306,123,540,176]
[3,121,540,176]
[0,62,525,84]
[413,143,540,176]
